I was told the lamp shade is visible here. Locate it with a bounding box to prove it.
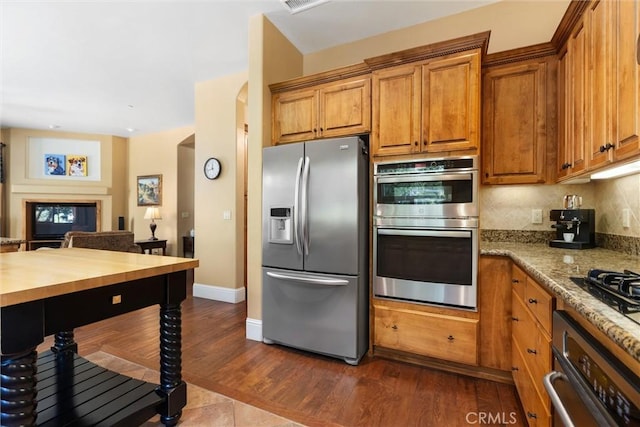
[144,207,162,220]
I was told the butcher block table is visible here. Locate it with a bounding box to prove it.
[0,248,199,426]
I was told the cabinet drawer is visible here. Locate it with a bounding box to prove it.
[524,278,554,335]
[374,306,478,365]
[512,264,527,300]
[512,293,552,400]
[512,340,551,427]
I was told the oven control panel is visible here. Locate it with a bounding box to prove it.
[374,156,477,175]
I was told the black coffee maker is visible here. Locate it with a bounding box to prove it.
[549,209,596,249]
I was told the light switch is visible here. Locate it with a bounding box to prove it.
[532,209,543,225]
[622,208,631,228]
[223,210,232,220]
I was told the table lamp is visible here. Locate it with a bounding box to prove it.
[144,207,162,240]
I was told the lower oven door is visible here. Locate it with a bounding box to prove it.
[373,222,478,310]
[544,349,617,427]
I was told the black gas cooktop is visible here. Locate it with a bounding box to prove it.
[570,269,640,326]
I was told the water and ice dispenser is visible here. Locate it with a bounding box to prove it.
[268,207,293,244]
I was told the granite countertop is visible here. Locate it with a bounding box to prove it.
[481,242,640,363]
[0,237,26,245]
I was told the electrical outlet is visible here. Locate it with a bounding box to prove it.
[622,208,631,228]
[532,209,543,225]
[223,210,232,220]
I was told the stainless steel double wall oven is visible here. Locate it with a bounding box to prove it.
[373,156,479,310]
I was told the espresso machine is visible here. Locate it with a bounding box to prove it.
[549,208,596,249]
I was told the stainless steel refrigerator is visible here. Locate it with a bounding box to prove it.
[262,136,369,365]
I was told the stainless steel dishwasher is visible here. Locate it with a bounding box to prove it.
[544,311,640,426]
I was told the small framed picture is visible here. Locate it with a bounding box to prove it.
[67,155,88,176]
[137,174,162,206]
[44,154,66,176]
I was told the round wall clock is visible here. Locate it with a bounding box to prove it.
[204,157,221,180]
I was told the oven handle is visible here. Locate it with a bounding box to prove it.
[377,228,470,238]
[376,172,474,184]
[543,371,576,427]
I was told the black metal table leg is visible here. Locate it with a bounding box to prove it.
[52,330,78,354]
[0,349,38,426]
[157,302,186,427]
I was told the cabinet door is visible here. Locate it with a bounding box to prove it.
[482,61,549,184]
[371,64,421,156]
[569,19,588,176]
[318,78,371,139]
[587,0,615,169]
[423,50,480,153]
[613,0,640,160]
[272,88,318,144]
[557,47,572,180]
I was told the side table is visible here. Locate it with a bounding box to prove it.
[136,239,167,255]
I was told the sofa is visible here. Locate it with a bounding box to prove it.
[61,231,143,253]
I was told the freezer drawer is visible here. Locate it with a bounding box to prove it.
[262,267,368,364]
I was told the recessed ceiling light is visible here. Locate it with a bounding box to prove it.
[48,124,60,129]
[126,127,137,133]
[127,105,134,109]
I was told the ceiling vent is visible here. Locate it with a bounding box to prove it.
[280,0,330,14]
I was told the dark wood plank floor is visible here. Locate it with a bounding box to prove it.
[38,296,526,427]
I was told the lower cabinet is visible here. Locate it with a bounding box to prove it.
[374,303,479,366]
[511,264,554,427]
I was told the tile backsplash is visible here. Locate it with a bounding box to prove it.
[479,173,640,238]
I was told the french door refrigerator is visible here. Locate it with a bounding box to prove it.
[262,136,369,365]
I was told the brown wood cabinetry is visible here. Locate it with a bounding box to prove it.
[558,18,588,180]
[374,303,478,366]
[482,55,557,184]
[271,75,371,144]
[557,0,640,181]
[511,264,554,427]
[371,50,481,157]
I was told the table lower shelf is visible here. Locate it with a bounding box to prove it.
[35,350,163,427]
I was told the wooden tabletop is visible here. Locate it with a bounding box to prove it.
[0,248,199,307]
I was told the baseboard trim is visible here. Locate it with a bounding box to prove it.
[193,283,245,304]
[245,317,263,342]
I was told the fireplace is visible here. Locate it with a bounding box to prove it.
[24,200,101,249]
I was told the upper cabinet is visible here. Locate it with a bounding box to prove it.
[270,65,371,145]
[556,0,640,181]
[367,32,488,158]
[482,52,557,184]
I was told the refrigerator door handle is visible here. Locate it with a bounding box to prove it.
[301,156,311,255]
[293,157,304,255]
[266,271,349,286]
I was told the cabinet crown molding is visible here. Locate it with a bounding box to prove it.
[364,31,491,70]
[269,63,370,93]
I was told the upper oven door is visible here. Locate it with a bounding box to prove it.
[374,171,478,218]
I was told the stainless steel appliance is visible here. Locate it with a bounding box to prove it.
[550,209,596,249]
[544,311,640,426]
[570,269,640,325]
[373,156,479,310]
[261,136,369,365]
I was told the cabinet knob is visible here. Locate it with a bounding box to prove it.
[447,335,455,341]
[320,127,324,132]
[511,366,519,371]
[512,279,520,284]
[313,128,317,133]
[414,141,418,146]
[391,324,398,330]
[599,143,614,152]
[527,348,537,355]
[528,298,538,304]
[527,412,538,419]
[512,317,519,322]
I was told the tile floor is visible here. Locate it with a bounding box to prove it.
[85,351,304,427]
